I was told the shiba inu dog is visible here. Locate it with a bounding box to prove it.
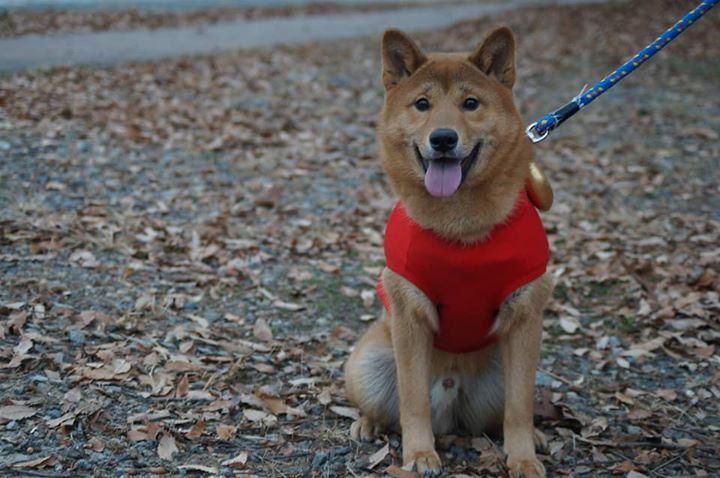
[345,28,554,477]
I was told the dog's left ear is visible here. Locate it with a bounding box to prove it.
[468,27,516,89]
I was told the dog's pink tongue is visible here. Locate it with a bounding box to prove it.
[424,160,462,198]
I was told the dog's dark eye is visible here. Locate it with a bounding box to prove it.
[415,98,430,112]
[463,97,480,111]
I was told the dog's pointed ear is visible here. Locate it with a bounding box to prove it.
[468,27,516,89]
[381,29,427,91]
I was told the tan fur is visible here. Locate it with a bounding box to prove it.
[345,28,554,477]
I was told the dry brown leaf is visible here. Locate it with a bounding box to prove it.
[273,300,304,311]
[385,464,417,478]
[175,374,189,398]
[46,411,77,428]
[12,455,55,469]
[256,392,291,415]
[317,388,332,406]
[127,429,149,442]
[186,420,205,439]
[216,424,237,440]
[360,289,375,308]
[329,406,359,420]
[85,437,105,452]
[178,464,219,474]
[243,409,268,423]
[253,319,273,342]
[559,317,580,334]
[0,405,37,421]
[221,451,249,468]
[157,433,178,460]
[655,389,678,401]
[368,443,389,469]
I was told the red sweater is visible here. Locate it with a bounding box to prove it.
[377,192,549,353]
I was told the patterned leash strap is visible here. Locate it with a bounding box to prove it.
[526,0,719,143]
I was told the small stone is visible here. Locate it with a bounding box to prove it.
[311,451,328,469]
[65,448,84,460]
[330,446,351,456]
[74,459,92,471]
[67,329,86,346]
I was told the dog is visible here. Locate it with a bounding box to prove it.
[345,27,554,477]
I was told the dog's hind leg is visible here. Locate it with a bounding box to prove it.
[344,318,399,441]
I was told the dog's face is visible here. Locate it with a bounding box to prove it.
[378,28,526,199]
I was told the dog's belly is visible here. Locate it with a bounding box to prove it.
[429,355,504,435]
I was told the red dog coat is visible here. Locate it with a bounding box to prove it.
[377,191,549,353]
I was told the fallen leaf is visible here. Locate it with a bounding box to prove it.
[385,464,417,478]
[216,424,237,440]
[46,411,77,428]
[12,455,55,469]
[85,437,105,452]
[0,405,37,421]
[559,317,580,334]
[175,374,189,398]
[186,420,205,439]
[222,451,249,468]
[329,406,359,420]
[361,289,375,308]
[273,300,304,311]
[253,319,273,342]
[368,443,389,469]
[178,464,219,474]
[157,433,178,460]
[243,409,268,422]
[655,389,677,401]
[127,429,149,442]
[317,388,332,405]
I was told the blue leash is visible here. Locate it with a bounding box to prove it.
[526,0,719,143]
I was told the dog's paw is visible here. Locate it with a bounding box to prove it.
[533,428,548,452]
[507,456,546,478]
[350,416,380,441]
[404,449,442,477]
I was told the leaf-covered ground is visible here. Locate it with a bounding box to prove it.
[0,0,719,476]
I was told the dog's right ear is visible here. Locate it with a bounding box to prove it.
[381,29,427,91]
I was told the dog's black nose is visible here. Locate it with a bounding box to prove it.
[429,128,458,153]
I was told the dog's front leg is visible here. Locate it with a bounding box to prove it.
[499,305,546,478]
[382,268,441,476]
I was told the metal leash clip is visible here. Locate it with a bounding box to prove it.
[525,122,549,144]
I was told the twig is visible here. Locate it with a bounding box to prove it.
[0,470,70,478]
[648,451,687,476]
[620,258,659,305]
[265,452,312,461]
[537,368,585,394]
[572,433,693,450]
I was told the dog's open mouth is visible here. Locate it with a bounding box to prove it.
[414,142,482,198]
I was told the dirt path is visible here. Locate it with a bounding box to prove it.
[0,0,718,476]
[0,0,614,71]
[0,1,440,39]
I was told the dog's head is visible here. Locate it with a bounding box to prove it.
[378,27,529,200]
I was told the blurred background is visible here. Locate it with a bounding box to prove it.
[0,0,718,477]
